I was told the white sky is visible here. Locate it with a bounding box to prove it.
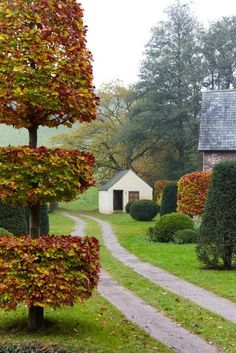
[80,0,236,88]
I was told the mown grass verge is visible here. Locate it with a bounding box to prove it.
[74,211,236,353]
[90,212,236,302]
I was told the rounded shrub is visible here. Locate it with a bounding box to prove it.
[129,200,159,221]
[160,181,177,216]
[148,212,194,242]
[173,229,199,244]
[0,227,13,236]
[125,201,134,213]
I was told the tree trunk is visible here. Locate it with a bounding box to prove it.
[28,306,44,331]
[28,125,44,330]
[29,125,38,148]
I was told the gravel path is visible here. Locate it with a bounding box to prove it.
[64,212,221,353]
[82,214,236,324]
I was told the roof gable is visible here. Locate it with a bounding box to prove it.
[198,89,236,151]
[99,169,151,191]
[99,170,130,191]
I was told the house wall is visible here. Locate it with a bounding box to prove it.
[99,170,153,214]
[99,191,113,214]
[203,151,236,170]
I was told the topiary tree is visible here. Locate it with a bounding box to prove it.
[129,200,159,221]
[160,181,177,216]
[0,201,27,235]
[196,161,236,269]
[177,171,211,216]
[0,0,99,331]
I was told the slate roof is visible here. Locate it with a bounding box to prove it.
[99,170,130,191]
[198,89,236,151]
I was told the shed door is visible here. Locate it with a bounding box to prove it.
[129,191,139,202]
[113,190,123,211]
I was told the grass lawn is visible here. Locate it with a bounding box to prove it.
[89,212,236,302]
[0,208,171,353]
[76,212,236,353]
[59,187,98,212]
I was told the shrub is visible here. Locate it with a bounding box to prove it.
[129,200,159,221]
[153,179,170,203]
[0,227,13,236]
[0,235,100,310]
[177,171,211,216]
[0,201,27,235]
[173,229,199,244]
[196,161,236,269]
[148,212,194,242]
[125,201,134,213]
[160,181,177,216]
[0,343,70,353]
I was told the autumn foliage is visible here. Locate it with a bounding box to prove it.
[177,171,211,216]
[154,179,170,204]
[0,0,98,128]
[0,235,100,310]
[0,146,95,206]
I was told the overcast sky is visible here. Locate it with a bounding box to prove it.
[79,0,236,88]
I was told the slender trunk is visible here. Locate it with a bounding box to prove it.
[29,125,38,148]
[28,126,44,330]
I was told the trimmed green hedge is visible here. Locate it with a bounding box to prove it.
[160,181,177,216]
[196,160,236,269]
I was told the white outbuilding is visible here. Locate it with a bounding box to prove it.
[98,169,153,214]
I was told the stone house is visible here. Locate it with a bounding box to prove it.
[198,89,236,170]
[98,169,153,214]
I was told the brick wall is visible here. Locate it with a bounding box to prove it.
[203,151,236,170]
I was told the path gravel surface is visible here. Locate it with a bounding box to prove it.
[64,212,222,353]
[83,214,236,324]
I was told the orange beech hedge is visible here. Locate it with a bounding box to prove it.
[0,146,95,206]
[0,235,100,310]
[177,171,211,216]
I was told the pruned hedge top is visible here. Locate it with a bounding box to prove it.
[0,146,95,206]
[0,235,100,310]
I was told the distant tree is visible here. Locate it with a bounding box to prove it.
[201,16,236,90]
[125,0,203,178]
[52,81,156,180]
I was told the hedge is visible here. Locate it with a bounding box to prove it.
[177,171,211,216]
[0,235,100,310]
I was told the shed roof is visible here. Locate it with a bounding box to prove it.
[198,89,236,151]
[99,170,130,191]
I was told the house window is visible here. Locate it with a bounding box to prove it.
[129,191,139,202]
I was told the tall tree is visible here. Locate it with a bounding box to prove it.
[0,0,98,330]
[201,16,236,90]
[127,1,203,178]
[52,81,155,181]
